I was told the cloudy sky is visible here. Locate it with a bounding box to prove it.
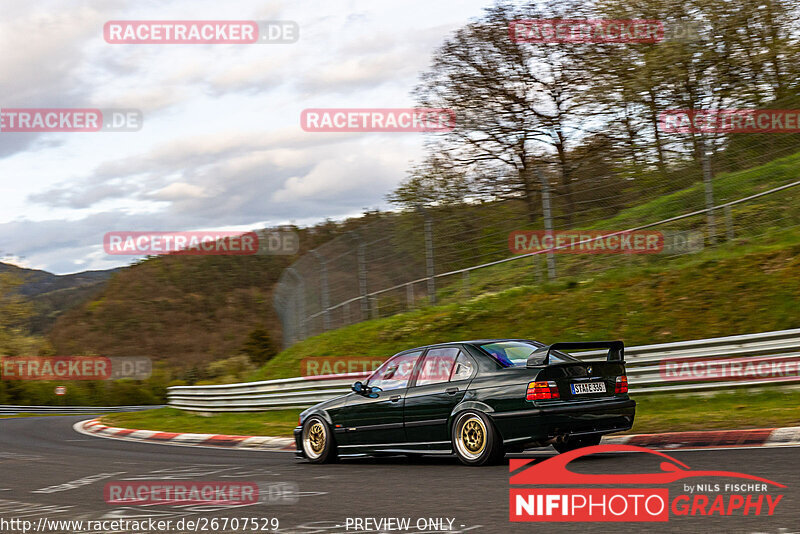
[0,0,492,274]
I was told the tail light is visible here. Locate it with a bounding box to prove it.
[615,375,628,394]
[527,381,560,400]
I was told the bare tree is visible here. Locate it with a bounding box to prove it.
[413,0,602,224]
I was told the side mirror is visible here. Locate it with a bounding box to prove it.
[352,381,364,393]
[367,386,382,398]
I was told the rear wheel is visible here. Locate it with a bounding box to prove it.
[553,434,602,454]
[451,411,505,466]
[301,416,337,463]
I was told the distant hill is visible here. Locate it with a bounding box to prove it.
[47,253,293,370]
[38,217,413,371]
[0,262,119,333]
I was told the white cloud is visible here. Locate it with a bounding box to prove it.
[0,0,491,273]
[149,182,209,200]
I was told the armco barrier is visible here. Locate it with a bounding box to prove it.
[168,372,370,412]
[167,329,800,412]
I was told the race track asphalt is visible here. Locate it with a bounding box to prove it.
[0,416,797,534]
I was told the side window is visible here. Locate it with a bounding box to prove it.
[367,351,422,391]
[450,353,475,382]
[416,348,460,386]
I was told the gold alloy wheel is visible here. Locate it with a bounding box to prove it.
[455,415,487,460]
[303,420,326,459]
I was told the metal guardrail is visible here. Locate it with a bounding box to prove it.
[167,329,800,412]
[168,372,370,412]
[0,405,162,415]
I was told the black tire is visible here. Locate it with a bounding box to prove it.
[301,416,337,463]
[553,434,602,454]
[451,411,505,466]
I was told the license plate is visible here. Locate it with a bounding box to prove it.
[571,382,606,395]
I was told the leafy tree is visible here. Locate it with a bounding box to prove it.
[0,273,48,356]
[240,327,278,366]
[388,153,474,209]
[412,0,602,223]
[401,0,800,221]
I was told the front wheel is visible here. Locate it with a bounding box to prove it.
[301,416,337,463]
[553,434,602,454]
[451,411,505,466]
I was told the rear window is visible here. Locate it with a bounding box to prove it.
[416,347,459,386]
[478,341,576,367]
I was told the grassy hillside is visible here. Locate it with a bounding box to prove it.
[603,149,800,227]
[252,154,800,380]
[432,150,800,304]
[254,234,800,380]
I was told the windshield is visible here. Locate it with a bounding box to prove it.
[478,340,577,367]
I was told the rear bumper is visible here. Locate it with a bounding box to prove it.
[492,397,636,445]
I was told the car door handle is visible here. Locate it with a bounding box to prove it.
[445,387,459,395]
[390,395,401,402]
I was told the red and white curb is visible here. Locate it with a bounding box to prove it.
[74,419,295,452]
[602,426,800,450]
[74,418,800,453]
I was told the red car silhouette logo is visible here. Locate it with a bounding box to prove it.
[510,444,785,487]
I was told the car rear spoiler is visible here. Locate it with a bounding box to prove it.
[529,341,625,366]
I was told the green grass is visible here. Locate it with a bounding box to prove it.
[602,150,800,228]
[429,150,800,304]
[251,148,800,382]
[631,389,800,434]
[100,407,301,436]
[97,391,800,438]
[252,238,800,381]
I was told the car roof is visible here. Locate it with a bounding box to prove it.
[401,339,541,352]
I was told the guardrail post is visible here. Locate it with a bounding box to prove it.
[310,250,331,331]
[462,271,470,298]
[406,282,414,310]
